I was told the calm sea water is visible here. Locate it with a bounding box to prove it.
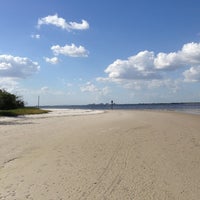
[42,102,200,115]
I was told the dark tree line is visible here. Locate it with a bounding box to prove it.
[0,89,24,110]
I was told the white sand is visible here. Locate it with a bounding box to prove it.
[31,109,105,118]
[0,110,200,199]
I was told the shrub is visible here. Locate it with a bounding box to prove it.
[0,89,24,110]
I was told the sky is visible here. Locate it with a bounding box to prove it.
[0,0,200,106]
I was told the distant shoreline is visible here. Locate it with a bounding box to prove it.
[40,102,200,115]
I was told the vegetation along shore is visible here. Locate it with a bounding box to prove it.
[0,89,49,117]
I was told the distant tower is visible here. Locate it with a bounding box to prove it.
[111,100,114,110]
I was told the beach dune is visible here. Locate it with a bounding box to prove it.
[0,110,200,199]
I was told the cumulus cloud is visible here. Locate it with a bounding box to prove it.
[154,52,182,70]
[103,42,200,83]
[154,42,200,70]
[51,43,89,57]
[37,14,89,31]
[0,55,40,78]
[183,66,200,82]
[44,57,59,64]
[105,51,160,80]
[181,42,200,64]
[68,20,89,30]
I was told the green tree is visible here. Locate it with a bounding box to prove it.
[0,89,24,110]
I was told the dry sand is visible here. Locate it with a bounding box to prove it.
[0,110,200,200]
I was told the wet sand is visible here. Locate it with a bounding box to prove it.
[0,110,200,199]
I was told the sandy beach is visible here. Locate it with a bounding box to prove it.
[0,110,200,200]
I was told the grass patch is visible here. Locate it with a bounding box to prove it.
[0,107,50,117]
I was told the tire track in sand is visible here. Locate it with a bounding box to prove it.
[79,130,132,200]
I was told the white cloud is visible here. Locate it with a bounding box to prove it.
[44,57,59,64]
[181,42,200,64]
[183,66,200,82]
[31,34,40,39]
[80,82,99,92]
[69,20,89,30]
[154,52,182,70]
[80,82,109,96]
[0,62,12,70]
[51,43,89,57]
[37,14,89,31]
[105,51,161,80]
[154,42,200,70]
[0,55,40,78]
[102,42,200,86]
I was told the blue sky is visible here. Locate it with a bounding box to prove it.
[0,0,200,105]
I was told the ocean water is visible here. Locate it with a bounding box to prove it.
[42,102,200,115]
